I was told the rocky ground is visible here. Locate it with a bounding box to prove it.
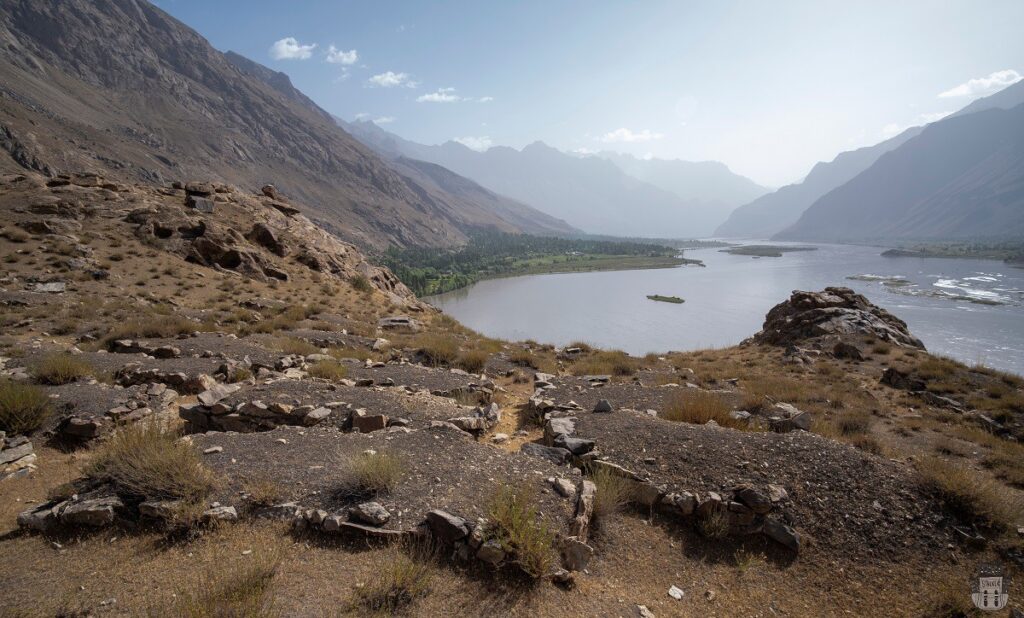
[1,173,1023,617]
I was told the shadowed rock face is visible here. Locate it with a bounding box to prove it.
[749,286,925,349]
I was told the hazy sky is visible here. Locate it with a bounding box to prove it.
[156,0,1024,187]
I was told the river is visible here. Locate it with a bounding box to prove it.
[427,243,1024,375]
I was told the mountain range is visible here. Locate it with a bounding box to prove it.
[0,0,573,248]
[339,119,765,238]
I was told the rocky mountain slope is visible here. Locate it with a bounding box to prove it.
[0,0,564,249]
[341,120,732,238]
[777,103,1024,242]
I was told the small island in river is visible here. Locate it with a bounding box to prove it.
[647,294,685,304]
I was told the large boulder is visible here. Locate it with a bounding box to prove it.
[750,287,924,349]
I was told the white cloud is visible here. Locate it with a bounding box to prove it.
[881,123,904,139]
[919,110,953,124]
[598,128,664,143]
[453,136,492,151]
[325,45,358,65]
[477,96,494,103]
[373,116,396,124]
[269,37,316,60]
[368,71,417,88]
[354,112,371,120]
[938,69,1022,99]
[417,87,461,103]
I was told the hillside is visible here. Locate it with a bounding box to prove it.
[341,120,733,238]
[714,127,922,238]
[0,0,562,248]
[777,104,1024,242]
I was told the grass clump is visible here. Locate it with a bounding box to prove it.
[0,380,52,434]
[270,337,319,356]
[570,350,639,377]
[414,333,459,367]
[349,274,374,293]
[455,349,489,374]
[917,455,1024,531]
[86,421,218,503]
[347,451,402,494]
[243,478,284,508]
[591,465,633,519]
[487,484,556,578]
[662,390,744,429]
[697,509,731,539]
[351,543,435,614]
[162,550,281,618]
[32,353,94,385]
[101,314,197,349]
[307,359,348,381]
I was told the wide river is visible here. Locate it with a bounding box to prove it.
[427,243,1024,376]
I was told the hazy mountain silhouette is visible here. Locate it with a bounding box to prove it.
[776,103,1024,242]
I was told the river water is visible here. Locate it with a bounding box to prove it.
[427,243,1024,375]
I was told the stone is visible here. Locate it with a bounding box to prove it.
[425,510,469,542]
[378,316,421,332]
[139,500,180,520]
[550,477,576,498]
[696,492,723,518]
[302,407,331,426]
[668,585,684,600]
[832,341,863,360]
[560,536,594,571]
[186,195,214,213]
[61,496,123,527]
[203,506,238,522]
[61,416,104,439]
[476,539,506,566]
[256,502,300,520]
[448,416,488,432]
[350,502,391,526]
[490,433,510,444]
[203,446,223,455]
[589,459,644,482]
[553,434,595,456]
[763,518,800,552]
[0,441,33,466]
[593,399,613,413]
[246,223,288,256]
[151,346,181,359]
[634,482,663,507]
[664,491,697,516]
[33,282,66,293]
[520,442,571,465]
[352,413,388,433]
[733,485,772,514]
[544,417,576,445]
[570,480,597,540]
[637,605,656,618]
[880,367,926,391]
[197,383,241,407]
[18,503,61,532]
[767,484,789,503]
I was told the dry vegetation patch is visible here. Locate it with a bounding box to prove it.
[916,456,1024,531]
[0,380,52,434]
[159,548,282,617]
[307,359,348,381]
[350,542,436,614]
[486,484,556,578]
[32,352,94,385]
[662,389,745,429]
[346,451,403,495]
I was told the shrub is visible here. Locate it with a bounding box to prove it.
[349,274,374,293]
[352,543,434,613]
[163,550,280,618]
[697,509,731,539]
[0,380,51,434]
[307,360,348,382]
[570,350,639,377]
[455,349,489,374]
[661,390,744,429]
[917,456,1024,530]
[414,334,459,367]
[591,465,633,519]
[243,478,284,508]
[226,366,252,383]
[270,337,318,356]
[32,353,93,385]
[86,421,218,502]
[487,484,556,578]
[347,451,402,494]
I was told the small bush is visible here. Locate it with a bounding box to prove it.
[243,478,284,508]
[86,421,218,502]
[349,275,374,293]
[487,484,556,578]
[591,466,633,519]
[455,349,489,374]
[347,451,402,494]
[697,509,731,539]
[570,350,639,377]
[414,334,459,367]
[661,390,744,429]
[226,367,252,383]
[352,543,434,613]
[32,353,93,385]
[307,360,348,381]
[271,337,318,356]
[917,456,1024,530]
[0,380,51,434]
[163,551,280,618]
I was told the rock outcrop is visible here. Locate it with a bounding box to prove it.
[749,287,925,349]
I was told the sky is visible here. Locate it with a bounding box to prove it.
[154,0,1024,187]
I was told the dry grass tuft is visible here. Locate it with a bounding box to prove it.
[697,509,731,539]
[414,333,460,367]
[455,349,489,374]
[661,390,745,429]
[243,477,285,508]
[101,314,197,349]
[487,484,556,578]
[591,465,633,519]
[31,352,94,385]
[351,542,435,614]
[570,350,639,377]
[346,451,403,494]
[270,336,319,356]
[0,380,51,434]
[160,549,281,617]
[86,421,218,502]
[307,359,348,381]
[917,455,1024,530]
